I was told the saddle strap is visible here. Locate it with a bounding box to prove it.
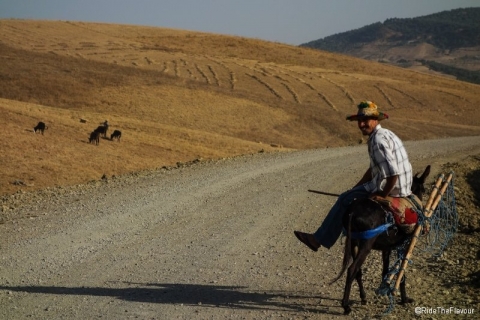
[349,223,393,240]
[406,194,423,213]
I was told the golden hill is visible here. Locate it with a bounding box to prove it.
[1,20,479,196]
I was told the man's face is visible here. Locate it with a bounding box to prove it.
[357,117,378,136]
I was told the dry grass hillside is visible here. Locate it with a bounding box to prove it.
[1,20,480,196]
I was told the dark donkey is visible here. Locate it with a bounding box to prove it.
[94,125,108,138]
[34,121,48,134]
[332,165,430,315]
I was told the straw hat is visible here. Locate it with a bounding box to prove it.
[346,101,389,121]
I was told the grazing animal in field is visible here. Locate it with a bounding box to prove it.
[110,130,122,141]
[333,165,430,315]
[89,131,100,145]
[94,125,108,138]
[34,122,48,134]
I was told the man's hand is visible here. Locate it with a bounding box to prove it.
[369,194,386,202]
[376,175,399,199]
[369,193,391,206]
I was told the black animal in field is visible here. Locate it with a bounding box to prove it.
[34,122,48,135]
[110,130,122,141]
[89,131,100,145]
[94,125,108,138]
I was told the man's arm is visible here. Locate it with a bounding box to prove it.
[372,175,398,199]
[354,168,372,187]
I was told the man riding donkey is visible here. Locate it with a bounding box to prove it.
[294,101,422,251]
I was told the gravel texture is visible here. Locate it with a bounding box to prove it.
[1,136,479,319]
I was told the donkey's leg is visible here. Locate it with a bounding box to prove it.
[381,249,392,292]
[353,243,367,305]
[341,242,359,315]
[382,248,413,303]
[381,250,390,278]
[342,263,356,315]
[356,239,377,305]
[342,240,375,315]
[355,267,367,305]
[399,275,414,304]
[380,249,397,298]
[382,249,413,304]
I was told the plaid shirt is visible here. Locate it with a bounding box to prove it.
[364,124,412,197]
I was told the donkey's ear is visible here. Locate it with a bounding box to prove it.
[420,165,431,182]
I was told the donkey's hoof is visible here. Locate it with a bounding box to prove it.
[400,297,414,304]
[343,306,352,315]
[361,299,367,305]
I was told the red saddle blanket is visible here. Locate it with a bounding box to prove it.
[383,195,423,234]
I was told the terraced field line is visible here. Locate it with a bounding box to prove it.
[300,79,316,91]
[384,85,425,107]
[182,61,196,80]
[161,61,168,73]
[280,83,300,103]
[172,60,179,77]
[204,57,236,90]
[279,72,337,108]
[434,89,472,103]
[320,76,356,104]
[278,68,349,109]
[276,69,317,92]
[257,67,269,77]
[259,66,300,103]
[246,73,283,99]
[225,61,261,90]
[276,65,307,79]
[282,67,357,105]
[374,84,395,108]
[317,92,338,111]
[144,56,153,65]
[194,64,211,84]
[250,66,293,100]
[207,65,220,86]
[229,70,236,90]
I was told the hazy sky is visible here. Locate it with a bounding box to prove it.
[1,0,479,45]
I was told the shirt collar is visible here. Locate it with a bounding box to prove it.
[367,124,382,141]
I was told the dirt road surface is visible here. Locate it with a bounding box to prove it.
[1,136,480,319]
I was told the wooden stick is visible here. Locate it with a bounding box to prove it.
[393,173,453,293]
[423,175,444,215]
[427,173,453,218]
[307,189,340,197]
[384,174,444,289]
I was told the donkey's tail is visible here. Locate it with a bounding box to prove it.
[329,212,353,285]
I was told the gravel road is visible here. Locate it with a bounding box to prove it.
[1,136,480,319]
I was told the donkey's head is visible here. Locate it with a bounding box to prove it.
[411,165,431,199]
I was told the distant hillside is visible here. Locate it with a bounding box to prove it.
[0,20,480,195]
[301,7,480,83]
